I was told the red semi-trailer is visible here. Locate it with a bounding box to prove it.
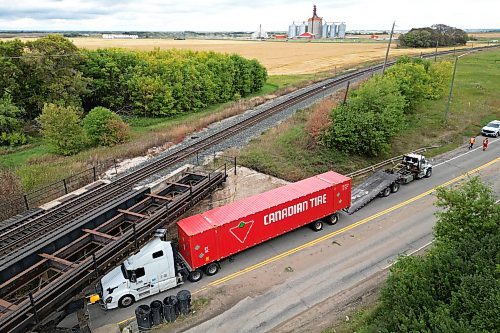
[177,171,351,280]
[98,171,351,308]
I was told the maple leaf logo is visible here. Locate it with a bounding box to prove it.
[229,220,254,244]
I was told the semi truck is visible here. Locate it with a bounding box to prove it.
[98,153,432,309]
[97,171,351,309]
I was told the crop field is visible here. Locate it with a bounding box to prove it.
[67,38,465,75]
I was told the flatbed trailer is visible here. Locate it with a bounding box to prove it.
[348,153,433,214]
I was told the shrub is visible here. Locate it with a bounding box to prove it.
[38,103,86,155]
[0,170,24,220]
[83,106,130,146]
[0,94,26,146]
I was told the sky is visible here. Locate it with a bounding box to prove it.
[0,0,498,32]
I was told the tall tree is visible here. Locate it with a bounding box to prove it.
[21,34,88,118]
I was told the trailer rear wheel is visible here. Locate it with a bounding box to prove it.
[310,220,323,232]
[118,294,135,308]
[188,269,203,282]
[205,263,219,276]
[382,187,391,197]
[391,183,400,193]
[326,213,339,225]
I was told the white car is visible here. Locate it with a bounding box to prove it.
[481,120,500,137]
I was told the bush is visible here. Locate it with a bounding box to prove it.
[38,103,86,155]
[399,24,468,48]
[83,106,130,146]
[322,75,406,156]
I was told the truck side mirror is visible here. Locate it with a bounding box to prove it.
[130,273,137,283]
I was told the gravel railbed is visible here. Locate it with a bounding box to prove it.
[113,70,376,188]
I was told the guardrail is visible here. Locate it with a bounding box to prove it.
[346,146,440,179]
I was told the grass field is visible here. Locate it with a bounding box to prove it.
[65,38,468,75]
[238,48,500,181]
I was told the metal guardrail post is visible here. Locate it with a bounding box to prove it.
[133,224,138,250]
[63,179,68,194]
[23,195,29,210]
[28,292,39,324]
[92,253,98,279]
[93,166,97,182]
[234,157,237,175]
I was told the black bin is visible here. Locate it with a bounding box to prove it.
[163,295,178,323]
[150,300,163,326]
[135,304,152,331]
[177,290,192,315]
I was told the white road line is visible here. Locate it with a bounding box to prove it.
[434,137,499,168]
[383,240,434,270]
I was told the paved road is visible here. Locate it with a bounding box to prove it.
[67,138,499,331]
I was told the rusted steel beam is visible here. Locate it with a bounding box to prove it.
[39,254,75,270]
[166,182,191,188]
[82,229,119,247]
[0,298,17,311]
[117,209,146,218]
[146,193,173,201]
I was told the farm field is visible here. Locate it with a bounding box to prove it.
[66,38,465,75]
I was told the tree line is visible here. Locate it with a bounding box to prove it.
[356,177,499,332]
[0,34,267,148]
[399,24,468,48]
[321,56,452,156]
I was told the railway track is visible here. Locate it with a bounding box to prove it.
[1,45,497,262]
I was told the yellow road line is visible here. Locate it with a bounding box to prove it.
[197,157,499,288]
[117,157,499,324]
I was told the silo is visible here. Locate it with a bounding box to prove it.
[329,23,337,38]
[338,23,346,38]
[322,23,328,38]
[298,22,307,35]
[288,22,297,38]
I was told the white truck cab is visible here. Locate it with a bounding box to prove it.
[98,235,182,309]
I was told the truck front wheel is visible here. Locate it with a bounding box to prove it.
[425,168,432,178]
[326,213,339,225]
[205,263,219,276]
[118,295,135,308]
[310,220,323,232]
[188,269,203,282]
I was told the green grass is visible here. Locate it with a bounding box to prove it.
[0,143,53,169]
[239,49,500,181]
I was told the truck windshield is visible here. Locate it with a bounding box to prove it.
[120,263,129,279]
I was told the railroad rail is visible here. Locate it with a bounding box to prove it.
[0,166,227,333]
[1,46,496,258]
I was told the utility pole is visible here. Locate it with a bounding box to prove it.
[382,21,395,74]
[434,40,439,62]
[444,56,458,126]
[444,49,478,126]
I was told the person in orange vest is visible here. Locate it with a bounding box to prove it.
[482,137,489,151]
[469,136,475,150]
